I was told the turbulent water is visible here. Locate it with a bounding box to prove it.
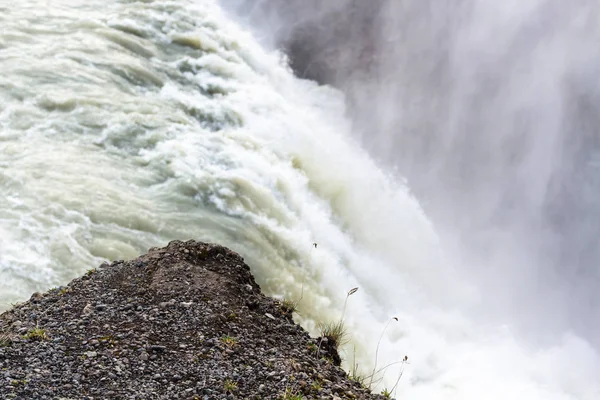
[1,1,599,398]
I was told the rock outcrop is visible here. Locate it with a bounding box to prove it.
[0,240,386,399]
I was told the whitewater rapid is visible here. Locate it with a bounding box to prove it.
[0,0,598,398]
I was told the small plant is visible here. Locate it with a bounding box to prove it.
[280,282,304,316]
[86,268,96,276]
[349,346,367,387]
[381,388,392,398]
[282,387,303,399]
[227,312,238,321]
[0,332,13,347]
[310,380,322,391]
[317,320,348,348]
[58,287,70,296]
[223,378,237,392]
[280,298,298,315]
[322,287,359,346]
[23,327,48,341]
[193,351,210,362]
[315,287,358,360]
[349,372,367,386]
[99,335,117,347]
[220,335,238,348]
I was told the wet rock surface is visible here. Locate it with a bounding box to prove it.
[0,240,385,399]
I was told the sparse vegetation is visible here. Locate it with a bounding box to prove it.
[0,241,390,399]
[320,287,358,347]
[193,351,210,362]
[390,355,409,397]
[220,335,238,347]
[280,282,304,316]
[282,387,303,399]
[349,372,367,387]
[349,346,367,387]
[23,327,48,341]
[223,378,238,392]
[311,288,409,397]
[311,379,322,391]
[99,335,117,347]
[315,287,358,361]
[317,320,348,348]
[0,332,13,347]
[369,317,398,388]
[280,298,298,314]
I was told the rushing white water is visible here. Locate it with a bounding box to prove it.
[0,1,599,398]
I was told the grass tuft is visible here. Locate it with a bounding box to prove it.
[0,332,13,347]
[280,282,304,316]
[23,327,48,341]
[223,378,238,392]
[219,335,238,348]
[227,312,238,321]
[311,379,322,391]
[280,298,298,315]
[317,320,348,348]
[282,387,304,399]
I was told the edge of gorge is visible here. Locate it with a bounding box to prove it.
[0,240,389,399]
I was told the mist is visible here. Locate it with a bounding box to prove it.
[221,0,600,344]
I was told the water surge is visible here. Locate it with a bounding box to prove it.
[0,1,598,398]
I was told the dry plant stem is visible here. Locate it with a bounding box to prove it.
[368,317,397,389]
[340,287,358,322]
[391,359,407,396]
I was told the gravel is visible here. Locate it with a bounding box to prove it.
[0,240,388,399]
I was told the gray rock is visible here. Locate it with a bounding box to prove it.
[0,240,387,400]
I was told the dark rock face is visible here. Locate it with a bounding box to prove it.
[223,0,381,86]
[0,240,385,399]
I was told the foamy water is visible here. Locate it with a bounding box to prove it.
[0,1,598,398]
